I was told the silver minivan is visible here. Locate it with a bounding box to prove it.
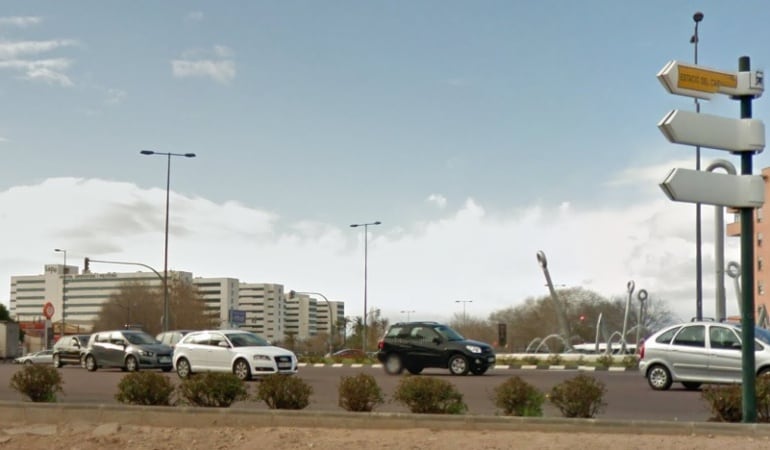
[639,321,770,390]
[83,329,173,372]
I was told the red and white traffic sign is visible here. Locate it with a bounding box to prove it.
[42,302,55,320]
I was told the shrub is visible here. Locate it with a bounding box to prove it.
[338,373,384,412]
[522,355,540,365]
[621,355,639,369]
[546,354,563,366]
[549,374,607,418]
[392,376,467,414]
[492,376,544,416]
[701,384,742,422]
[115,372,175,406]
[177,372,248,407]
[255,374,312,409]
[595,354,613,368]
[10,364,63,402]
[757,375,770,422]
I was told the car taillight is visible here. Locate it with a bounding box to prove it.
[638,341,645,359]
[377,340,384,350]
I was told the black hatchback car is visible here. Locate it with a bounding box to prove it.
[376,321,496,375]
[52,334,91,368]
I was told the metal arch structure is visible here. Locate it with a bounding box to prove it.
[536,251,573,352]
[726,261,742,317]
[707,159,737,321]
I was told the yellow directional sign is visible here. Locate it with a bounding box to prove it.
[658,60,763,100]
[676,64,737,93]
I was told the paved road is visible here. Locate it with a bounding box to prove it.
[0,364,712,421]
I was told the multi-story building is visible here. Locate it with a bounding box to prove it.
[726,166,770,318]
[9,267,344,343]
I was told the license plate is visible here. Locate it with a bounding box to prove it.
[159,356,171,363]
[277,362,292,369]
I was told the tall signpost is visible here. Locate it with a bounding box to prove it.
[657,57,764,422]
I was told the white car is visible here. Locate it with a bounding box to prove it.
[172,330,298,380]
[14,349,54,365]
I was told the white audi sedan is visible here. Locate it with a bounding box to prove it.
[172,330,298,380]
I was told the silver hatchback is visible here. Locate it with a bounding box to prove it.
[639,321,770,390]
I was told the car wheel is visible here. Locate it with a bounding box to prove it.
[176,358,192,379]
[646,364,672,390]
[681,382,701,390]
[85,355,98,372]
[233,358,251,381]
[471,366,488,376]
[52,354,61,368]
[24,360,33,365]
[407,366,423,375]
[80,355,86,369]
[758,367,770,378]
[384,354,404,375]
[448,354,469,376]
[125,356,139,372]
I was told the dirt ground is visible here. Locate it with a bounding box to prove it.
[1,422,768,450]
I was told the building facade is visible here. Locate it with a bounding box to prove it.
[10,266,344,343]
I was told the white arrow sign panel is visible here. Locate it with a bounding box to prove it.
[657,60,764,100]
[660,168,765,208]
[658,110,765,153]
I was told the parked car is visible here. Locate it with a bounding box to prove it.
[155,330,194,347]
[82,329,173,372]
[173,329,298,380]
[14,349,54,365]
[639,320,770,390]
[376,321,496,376]
[52,334,91,368]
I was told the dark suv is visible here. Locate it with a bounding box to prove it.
[376,321,496,375]
[52,334,91,368]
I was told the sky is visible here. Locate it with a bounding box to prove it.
[2,1,770,328]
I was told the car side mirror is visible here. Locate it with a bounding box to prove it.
[218,341,229,348]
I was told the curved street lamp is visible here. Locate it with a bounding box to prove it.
[140,150,196,332]
[350,221,381,354]
[54,248,67,337]
[289,290,334,355]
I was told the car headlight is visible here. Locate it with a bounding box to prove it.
[140,351,154,357]
[253,355,271,361]
[465,345,482,354]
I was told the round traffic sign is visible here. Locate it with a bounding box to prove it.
[43,302,55,320]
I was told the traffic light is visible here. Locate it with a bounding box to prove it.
[84,257,90,273]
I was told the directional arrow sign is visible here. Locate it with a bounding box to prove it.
[657,60,764,100]
[660,168,765,208]
[658,110,765,153]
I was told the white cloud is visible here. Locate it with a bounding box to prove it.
[105,88,126,105]
[171,46,235,84]
[426,194,447,209]
[0,16,42,28]
[0,166,738,327]
[0,39,77,87]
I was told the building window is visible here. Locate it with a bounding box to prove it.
[760,281,765,296]
[759,208,764,223]
[760,233,764,247]
[761,257,765,272]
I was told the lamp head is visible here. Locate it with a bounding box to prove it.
[140,150,154,155]
[373,221,382,225]
[693,11,704,23]
[184,153,196,158]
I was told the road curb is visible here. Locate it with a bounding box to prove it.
[0,401,766,437]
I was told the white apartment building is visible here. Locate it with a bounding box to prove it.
[10,266,344,343]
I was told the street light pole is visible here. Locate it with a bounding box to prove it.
[691,11,704,321]
[350,220,381,354]
[455,300,472,325]
[54,248,67,337]
[140,150,196,332]
[289,290,334,355]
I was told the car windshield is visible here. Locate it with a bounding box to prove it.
[225,332,269,347]
[434,325,464,341]
[124,332,158,345]
[729,326,770,346]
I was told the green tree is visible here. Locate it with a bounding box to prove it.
[0,303,11,321]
